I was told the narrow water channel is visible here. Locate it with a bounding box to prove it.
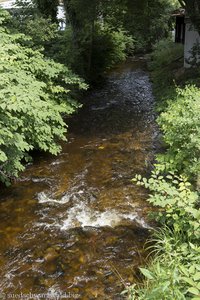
[0,59,157,299]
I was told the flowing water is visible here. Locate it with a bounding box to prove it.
[0,59,158,299]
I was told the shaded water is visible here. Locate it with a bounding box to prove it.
[0,59,158,299]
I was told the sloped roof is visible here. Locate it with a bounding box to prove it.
[172,8,185,17]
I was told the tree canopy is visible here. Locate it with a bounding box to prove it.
[0,0,196,184]
[0,9,86,184]
[34,0,59,22]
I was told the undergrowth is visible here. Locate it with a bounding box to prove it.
[124,39,200,300]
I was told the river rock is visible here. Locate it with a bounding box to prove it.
[44,247,60,262]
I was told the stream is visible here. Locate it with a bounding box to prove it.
[0,59,158,299]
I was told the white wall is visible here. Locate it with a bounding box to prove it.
[0,0,15,9]
[184,20,200,68]
[57,5,66,30]
[0,1,66,30]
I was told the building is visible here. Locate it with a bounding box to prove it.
[0,0,66,30]
[184,16,200,67]
[173,8,185,44]
[173,8,200,67]
[0,0,15,9]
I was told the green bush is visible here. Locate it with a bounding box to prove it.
[10,0,137,81]
[149,38,184,90]
[123,0,178,53]
[128,172,200,300]
[127,36,200,300]
[56,24,135,80]
[156,85,200,178]
[134,173,200,239]
[0,10,86,184]
[150,38,184,69]
[90,25,134,76]
[124,228,200,300]
[17,16,59,50]
[7,0,60,53]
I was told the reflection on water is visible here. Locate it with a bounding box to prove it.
[0,59,158,299]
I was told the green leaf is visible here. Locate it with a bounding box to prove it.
[0,18,86,184]
[194,273,200,281]
[188,287,200,296]
[140,268,154,280]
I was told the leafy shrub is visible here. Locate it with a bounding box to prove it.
[10,0,134,81]
[46,27,74,66]
[129,84,200,299]
[7,0,59,53]
[156,85,200,178]
[91,25,134,76]
[134,173,200,239]
[126,171,200,299]
[150,38,184,69]
[127,37,200,300]
[17,17,59,49]
[53,24,135,80]
[124,229,200,300]
[186,41,200,67]
[149,38,184,90]
[123,0,178,53]
[0,9,86,184]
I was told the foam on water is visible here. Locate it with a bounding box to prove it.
[36,190,151,230]
[61,204,123,229]
[60,201,150,230]
[37,192,70,204]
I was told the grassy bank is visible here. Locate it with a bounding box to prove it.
[125,39,200,300]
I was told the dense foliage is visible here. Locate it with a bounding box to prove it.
[0,0,199,297]
[125,40,200,299]
[156,85,200,178]
[34,0,59,22]
[0,0,177,183]
[62,0,135,80]
[0,9,86,184]
[8,0,177,81]
[123,0,178,53]
[149,38,184,90]
[58,0,177,79]
[8,0,135,80]
[129,172,200,299]
[8,0,59,52]
[55,24,134,80]
[149,40,199,179]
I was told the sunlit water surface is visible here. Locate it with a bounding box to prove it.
[0,59,158,299]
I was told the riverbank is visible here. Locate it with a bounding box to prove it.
[127,39,200,300]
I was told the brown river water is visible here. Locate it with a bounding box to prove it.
[0,59,158,299]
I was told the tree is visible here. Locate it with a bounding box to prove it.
[62,0,133,79]
[121,0,177,52]
[14,0,59,23]
[0,9,86,184]
[63,0,99,75]
[34,0,59,22]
